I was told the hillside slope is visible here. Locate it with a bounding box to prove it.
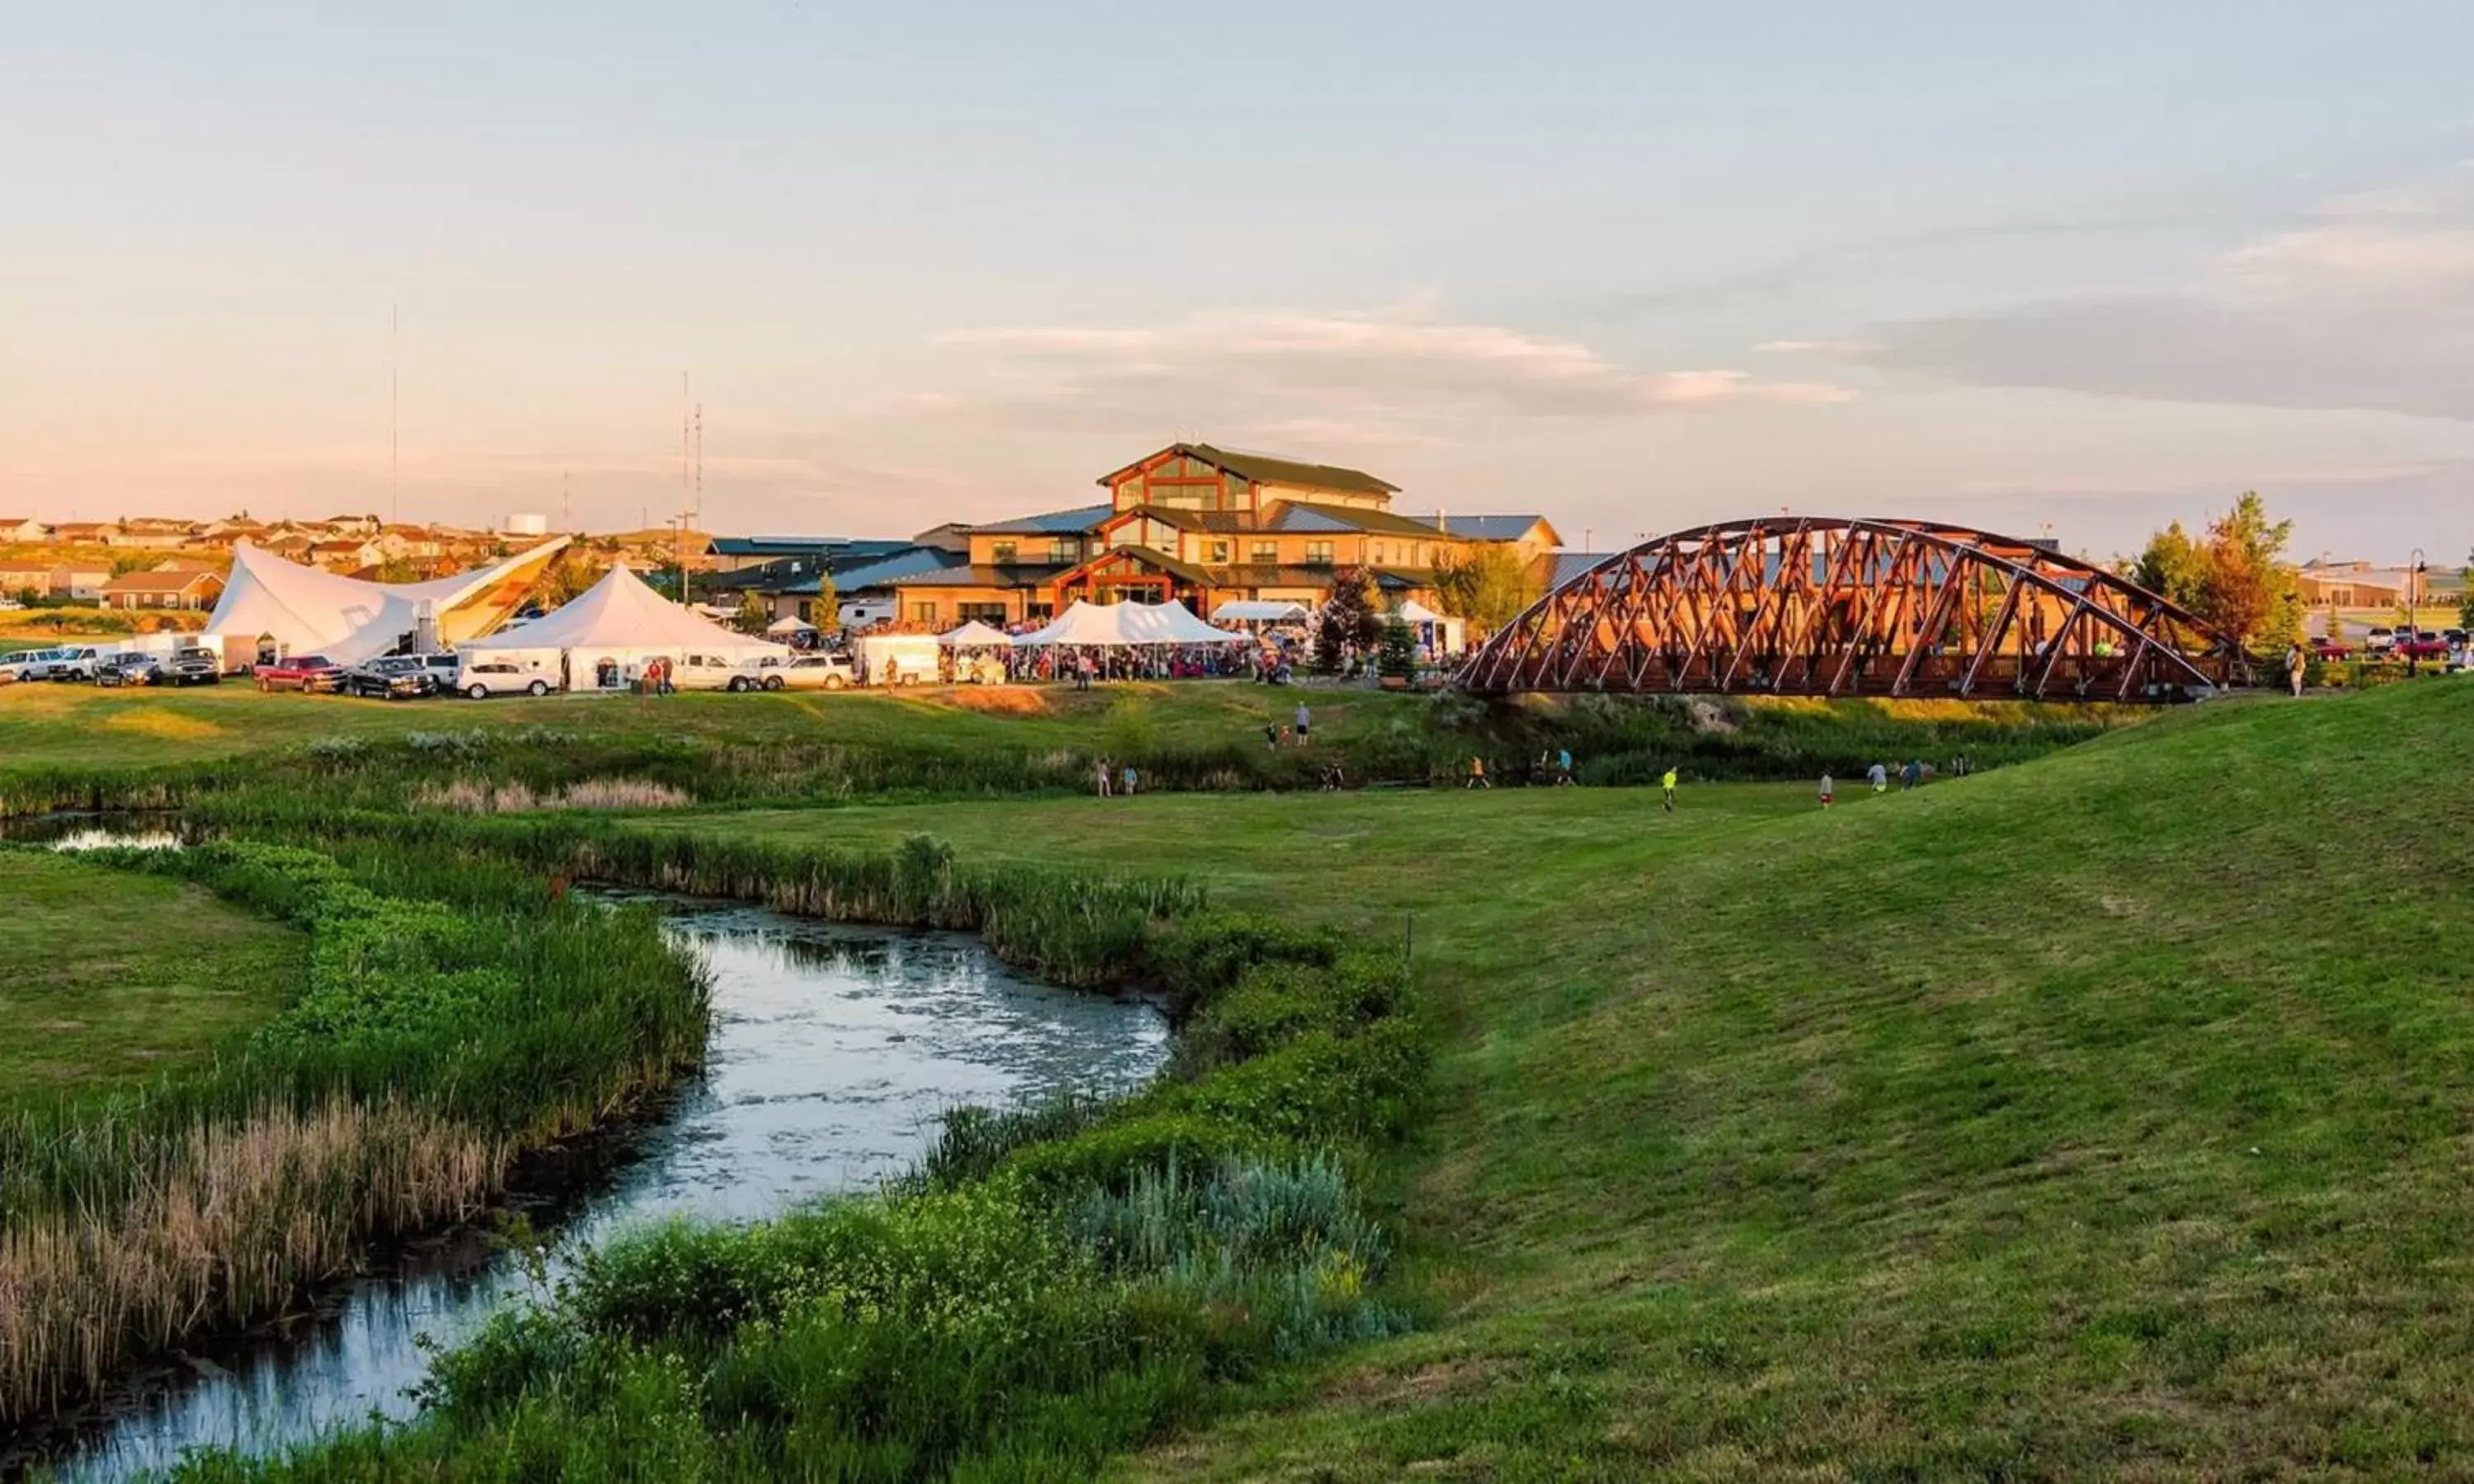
[1118,682,2474,1479]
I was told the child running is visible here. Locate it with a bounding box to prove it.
[1661,766,1678,813]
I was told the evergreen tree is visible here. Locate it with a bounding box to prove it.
[1377,614,1418,679]
[1315,567,1382,674]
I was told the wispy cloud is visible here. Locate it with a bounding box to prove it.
[1854,167,2474,421]
[934,307,1855,430]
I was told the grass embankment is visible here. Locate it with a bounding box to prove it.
[576,683,2474,1477]
[0,679,2129,816]
[0,843,708,1432]
[168,875,1432,1480]
[0,853,299,1096]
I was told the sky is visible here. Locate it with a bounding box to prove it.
[5,2,2472,565]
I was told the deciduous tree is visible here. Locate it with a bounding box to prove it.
[1432,546,1541,636]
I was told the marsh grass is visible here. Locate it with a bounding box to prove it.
[0,840,709,1425]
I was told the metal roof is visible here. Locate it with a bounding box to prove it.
[784,547,967,593]
[1424,514,1555,542]
[1266,501,1448,537]
[967,503,1112,536]
[1096,443,1399,495]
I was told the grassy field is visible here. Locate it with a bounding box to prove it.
[607,682,2474,1477]
[0,852,300,1097]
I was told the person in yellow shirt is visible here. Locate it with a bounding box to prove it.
[1661,766,1678,813]
[1465,754,1490,790]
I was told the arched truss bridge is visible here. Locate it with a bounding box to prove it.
[1459,517,2253,702]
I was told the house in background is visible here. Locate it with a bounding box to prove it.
[101,568,227,611]
[0,518,51,543]
[309,538,383,571]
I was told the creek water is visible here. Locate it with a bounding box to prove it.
[22,890,1169,1481]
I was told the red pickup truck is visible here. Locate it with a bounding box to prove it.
[2394,636,2453,662]
[253,654,343,693]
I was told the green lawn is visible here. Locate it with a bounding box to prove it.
[0,851,302,1098]
[0,679,1423,773]
[640,683,2474,1477]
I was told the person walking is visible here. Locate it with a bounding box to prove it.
[1294,701,1311,744]
[2286,642,2307,697]
[1465,754,1489,789]
[1557,747,1574,786]
[1121,763,1139,797]
[1094,757,1112,798]
[1902,758,1922,791]
[1661,766,1678,813]
[1867,761,1888,794]
[1819,772,1834,809]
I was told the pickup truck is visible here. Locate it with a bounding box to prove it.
[2394,636,2453,662]
[338,655,436,700]
[255,654,343,693]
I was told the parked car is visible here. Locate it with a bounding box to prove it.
[94,652,163,688]
[2311,639,2351,661]
[157,647,222,685]
[2364,627,2396,652]
[412,653,464,693]
[458,660,554,698]
[256,654,344,693]
[36,646,106,682]
[669,652,767,692]
[2445,628,2469,646]
[338,655,436,700]
[0,647,66,683]
[765,654,855,691]
[2395,636,2453,661]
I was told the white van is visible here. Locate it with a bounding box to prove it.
[857,634,939,687]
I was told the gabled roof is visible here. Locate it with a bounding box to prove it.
[1095,443,1399,496]
[1266,501,1448,538]
[1424,514,1559,542]
[970,503,1112,537]
[101,569,223,593]
[704,535,912,561]
[1202,563,1434,591]
[1548,552,1620,589]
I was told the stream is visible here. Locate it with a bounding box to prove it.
[18,886,1169,1480]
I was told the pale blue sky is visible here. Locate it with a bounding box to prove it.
[7,2,2471,561]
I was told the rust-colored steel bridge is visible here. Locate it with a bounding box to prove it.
[1459,517,2253,702]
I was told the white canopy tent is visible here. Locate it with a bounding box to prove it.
[1014,599,1246,647]
[1390,599,1467,657]
[936,619,1014,647]
[202,538,571,668]
[765,616,818,636]
[459,563,787,688]
[1213,599,1309,623]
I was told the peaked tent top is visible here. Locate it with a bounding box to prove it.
[203,538,571,666]
[1394,599,1447,623]
[1014,599,1245,646]
[765,616,818,635]
[937,619,1014,646]
[460,564,787,659]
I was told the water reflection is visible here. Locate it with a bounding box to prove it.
[37,895,1168,1480]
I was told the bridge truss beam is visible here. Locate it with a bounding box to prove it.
[1458,517,2252,702]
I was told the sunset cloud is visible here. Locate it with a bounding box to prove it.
[936,308,1856,427]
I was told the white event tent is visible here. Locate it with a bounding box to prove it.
[936,619,1014,647]
[203,538,572,668]
[1014,599,1245,647]
[459,563,786,688]
[1212,599,1309,624]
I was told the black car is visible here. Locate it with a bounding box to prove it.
[94,652,163,688]
[159,647,222,686]
[339,655,435,700]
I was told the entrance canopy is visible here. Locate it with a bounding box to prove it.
[937,619,1014,647]
[765,616,817,636]
[1215,599,1309,622]
[460,563,786,676]
[203,538,571,667]
[1015,599,1245,647]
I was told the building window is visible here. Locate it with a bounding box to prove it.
[797,600,812,622]
[910,601,938,624]
[1048,538,1077,563]
[991,540,1017,564]
[1305,541,1335,566]
[1208,540,1230,563]
[1251,540,1277,566]
[958,602,1007,625]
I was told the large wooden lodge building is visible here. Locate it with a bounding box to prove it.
[711,442,1562,632]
